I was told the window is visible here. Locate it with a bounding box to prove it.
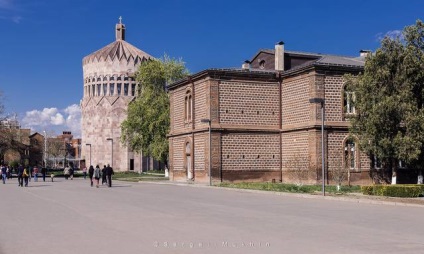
[109,83,115,95]
[185,90,192,122]
[124,83,129,96]
[117,83,121,95]
[103,84,107,96]
[344,140,356,169]
[97,84,101,96]
[398,160,406,169]
[91,85,95,97]
[259,60,265,69]
[344,91,356,114]
[371,155,381,169]
[131,84,136,96]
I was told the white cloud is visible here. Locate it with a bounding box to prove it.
[376,30,404,42]
[21,104,81,138]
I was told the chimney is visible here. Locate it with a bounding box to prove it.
[242,60,251,70]
[275,41,284,71]
[359,50,371,57]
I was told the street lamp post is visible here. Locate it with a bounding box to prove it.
[86,144,91,167]
[43,131,47,167]
[200,119,211,186]
[106,138,113,168]
[309,98,325,196]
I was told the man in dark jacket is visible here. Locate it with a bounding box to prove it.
[17,164,24,187]
[88,165,94,187]
[105,164,114,187]
[102,165,107,185]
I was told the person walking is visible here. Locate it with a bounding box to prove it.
[93,165,101,188]
[69,165,74,180]
[105,164,114,187]
[101,165,107,185]
[82,166,87,179]
[88,165,94,187]
[41,166,47,182]
[63,165,70,180]
[23,167,29,187]
[33,166,39,182]
[1,164,7,184]
[17,164,24,187]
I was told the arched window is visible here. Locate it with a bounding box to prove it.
[343,84,356,115]
[344,139,357,170]
[185,90,192,122]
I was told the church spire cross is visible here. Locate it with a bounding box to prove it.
[119,16,122,24]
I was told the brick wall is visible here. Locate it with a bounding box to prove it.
[324,74,345,122]
[282,74,311,126]
[221,133,280,171]
[219,81,279,127]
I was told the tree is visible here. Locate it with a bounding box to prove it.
[121,55,189,166]
[346,20,424,184]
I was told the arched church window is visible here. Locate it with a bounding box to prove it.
[97,84,101,96]
[97,77,101,82]
[184,90,192,122]
[117,76,122,81]
[103,84,107,96]
[131,84,136,96]
[91,85,95,97]
[110,76,115,81]
[124,76,129,81]
[124,83,129,96]
[117,83,122,96]
[110,83,115,95]
[103,76,107,81]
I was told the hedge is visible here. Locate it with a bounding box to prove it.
[361,184,424,198]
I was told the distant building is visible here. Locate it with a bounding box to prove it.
[80,18,155,171]
[167,42,374,184]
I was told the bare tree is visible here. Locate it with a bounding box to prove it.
[285,152,312,186]
[329,149,348,191]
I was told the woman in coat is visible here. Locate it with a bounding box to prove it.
[93,165,101,188]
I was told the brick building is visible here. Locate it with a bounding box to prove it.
[168,42,373,184]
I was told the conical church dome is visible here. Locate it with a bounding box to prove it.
[82,18,153,78]
[82,36,152,65]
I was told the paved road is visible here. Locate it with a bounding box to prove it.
[0,178,423,254]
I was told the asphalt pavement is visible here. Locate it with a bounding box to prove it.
[0,177,423,254]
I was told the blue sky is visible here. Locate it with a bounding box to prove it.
[0,0,422,138]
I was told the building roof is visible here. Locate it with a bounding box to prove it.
[82,19,152,65]
[253,49,365,68]
[83,39,152,65]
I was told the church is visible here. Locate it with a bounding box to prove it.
[167,42,376,184]
[80,18,153,171]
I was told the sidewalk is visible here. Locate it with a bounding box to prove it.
[138,179,424,207]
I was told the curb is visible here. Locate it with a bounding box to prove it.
[135,180,424,208]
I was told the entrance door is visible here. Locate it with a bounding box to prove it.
[130,159,134,171]
[185,141,193,180]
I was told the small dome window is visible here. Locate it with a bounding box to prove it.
[259,60,265,69]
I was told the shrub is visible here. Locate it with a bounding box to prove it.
[361,185,424,198]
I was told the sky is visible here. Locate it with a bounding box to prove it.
[0,0,422,138]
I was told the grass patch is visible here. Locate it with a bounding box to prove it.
[112,171,168,182]
[218,182,360,194]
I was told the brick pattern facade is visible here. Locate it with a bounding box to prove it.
[168,67,372,185]
[221,133,280,171]
[282,74,311,126]
[219,81,279,127]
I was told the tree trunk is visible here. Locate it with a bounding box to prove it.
[391,158,397,185]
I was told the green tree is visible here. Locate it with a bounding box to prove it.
[121,55,189,165]
[346,20,424,184]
